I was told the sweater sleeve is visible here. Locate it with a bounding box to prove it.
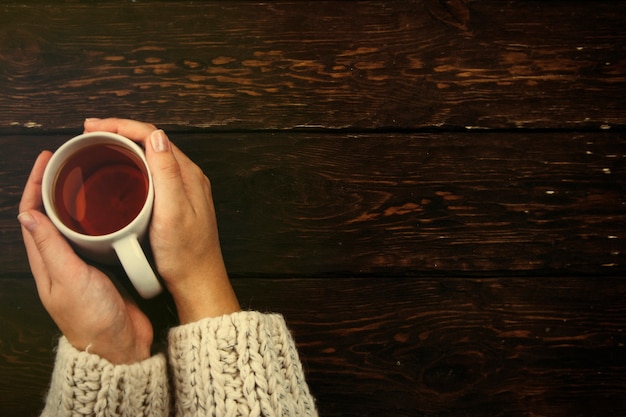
[40,337,170,417]
[168,311,318,417]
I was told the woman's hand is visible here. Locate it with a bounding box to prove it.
[18,152,153,364]
[84,118,240,324]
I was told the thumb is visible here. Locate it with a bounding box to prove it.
[146,129,188,215]
[18,210,87,297]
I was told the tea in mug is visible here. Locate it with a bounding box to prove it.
[52,144,149,236]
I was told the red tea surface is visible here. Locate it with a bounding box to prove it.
[53,144,148,235]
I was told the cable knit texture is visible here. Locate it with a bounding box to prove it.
[168,311,318,417]
[40,312,317,416]
[40,337,170,417]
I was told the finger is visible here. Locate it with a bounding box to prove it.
[146,129,190,216]
[83,118,157,145]
[18,151,54,297]
[166,140,197,171]
[18,211,51,296]
[150,130,215,209]
[18,210,87,299]
[84,118,198,174]
[19,151,53,213]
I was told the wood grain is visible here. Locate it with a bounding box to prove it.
[1,1,625,416]
[2,131,625,277]
[0,1,625,131]
[0,279,56,417]
[2,277,625,417]
[252,277,626,417]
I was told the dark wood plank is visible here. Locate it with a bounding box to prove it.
[0,279,56,417]
[244,277,626,417]
[2,131,625,278]
[2,276,625,416]
[1,2,625,417]
[1,1,625,131]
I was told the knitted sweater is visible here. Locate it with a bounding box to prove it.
[41,311,318,417]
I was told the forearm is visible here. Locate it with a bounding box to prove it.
[41,337,170,417]
[168,311,318,417]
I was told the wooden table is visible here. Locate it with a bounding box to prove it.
[1,1,625,415]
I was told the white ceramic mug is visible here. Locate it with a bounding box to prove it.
[42,131,162,298]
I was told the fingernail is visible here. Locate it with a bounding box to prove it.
[18,212,38,233]
[84,117,101,122]
[150,129,170,153]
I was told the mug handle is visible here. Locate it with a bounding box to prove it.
[112,235,162,298]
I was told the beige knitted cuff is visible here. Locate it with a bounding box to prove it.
[168,311,317,417]
[41,337,169,417]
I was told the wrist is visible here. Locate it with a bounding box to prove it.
[67,336,151,364]
[94,344,151,364]
[168,273,241,324]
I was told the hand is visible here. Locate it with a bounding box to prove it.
[84,118,240,323]
[18,152,153,364]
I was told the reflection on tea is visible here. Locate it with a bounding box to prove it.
[53,144,149,236]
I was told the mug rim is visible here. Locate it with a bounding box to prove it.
[42,131,154,242]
